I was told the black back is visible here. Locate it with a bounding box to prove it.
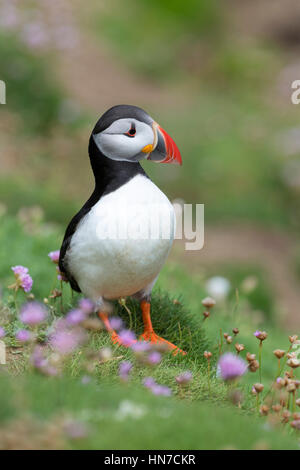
[59,106,150,292]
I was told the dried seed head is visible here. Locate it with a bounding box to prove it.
[232,328,239,336]
[289,335,298,343]
[287,358,300,369]
[287,352,296,359]
[272,404,282,413]
[282,410,291,423]
[226,336,233,344]
[286,382,296,393]
[292,412,300,420]
[296,398,300,408]
[273,349,285,359]
[203,311,210,319]
[249,360,260,372]
[279,391,288,407]
[294,380,300,389]
[223,332,229,339]
[260,405,269,416]
[204,351,212,359]
[246,352,256,363]
[253,383,264,393]
[50,289,62,299]
[276,377,286,389]
[290,420,300,430]
[235,343,245,353]
[201,297,216,309]
[254,331,268,341]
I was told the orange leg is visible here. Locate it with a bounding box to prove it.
[98,312,125,347]
[139,301,186,356]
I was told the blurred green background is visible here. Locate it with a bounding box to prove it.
[0,0,300,328]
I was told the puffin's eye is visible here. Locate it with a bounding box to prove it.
[125,125,136,137]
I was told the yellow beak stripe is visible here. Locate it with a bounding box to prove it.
[141,144,154,154]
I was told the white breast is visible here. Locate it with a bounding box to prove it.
[67,174,175,301]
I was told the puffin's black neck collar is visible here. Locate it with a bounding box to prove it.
[88,135,147,198]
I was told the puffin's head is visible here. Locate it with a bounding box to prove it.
[91,104,182,165]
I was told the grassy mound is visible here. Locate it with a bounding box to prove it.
[113,292,209,361]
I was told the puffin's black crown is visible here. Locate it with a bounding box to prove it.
[92,104,153,135]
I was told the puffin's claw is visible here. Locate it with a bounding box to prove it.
[139,331,186,356]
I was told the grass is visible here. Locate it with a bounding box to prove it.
[0,213,299,449]
[0,374,298,450]
[0,32,63,135]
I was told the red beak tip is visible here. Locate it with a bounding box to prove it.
[158,125,182,165]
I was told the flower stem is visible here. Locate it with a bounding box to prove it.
[119,298,133,330]
[207,359,211,394]
[258,340,262,383]
[277,359,281,378]
[292,391,296,412]
[13,288,18,312]
[219,328,223,356]
[60,280,64,312]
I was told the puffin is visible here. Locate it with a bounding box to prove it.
[59,105,184,354]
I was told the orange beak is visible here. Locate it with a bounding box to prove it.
[145,124,182,165]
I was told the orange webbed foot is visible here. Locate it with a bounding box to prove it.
[99,312,136,349]
[139,331,186,356]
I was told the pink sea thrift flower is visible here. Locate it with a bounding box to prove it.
[142,377,172,396]
[291,420,300,430]
[31,347,58,376]
[66,309,86,325]
[147,351,162,366]
[175,371,193,385]
[56,266,68,282]
[143,377,156,389]
[78,298,94,314]
[16,329,33,342]
[109,316,123,331]
[119,360,133,382]
[50,327,86,355]
[20,302,47,326]
[217,352,248,381]
[0,327,5,338]
[119,329,136,347]
[48,250,60,264]
[30,345,48,369]
[131,341,151,353]
[151,384,172,396]
[11,265,33,293]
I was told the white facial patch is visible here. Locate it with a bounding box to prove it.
[93,118,154,162]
